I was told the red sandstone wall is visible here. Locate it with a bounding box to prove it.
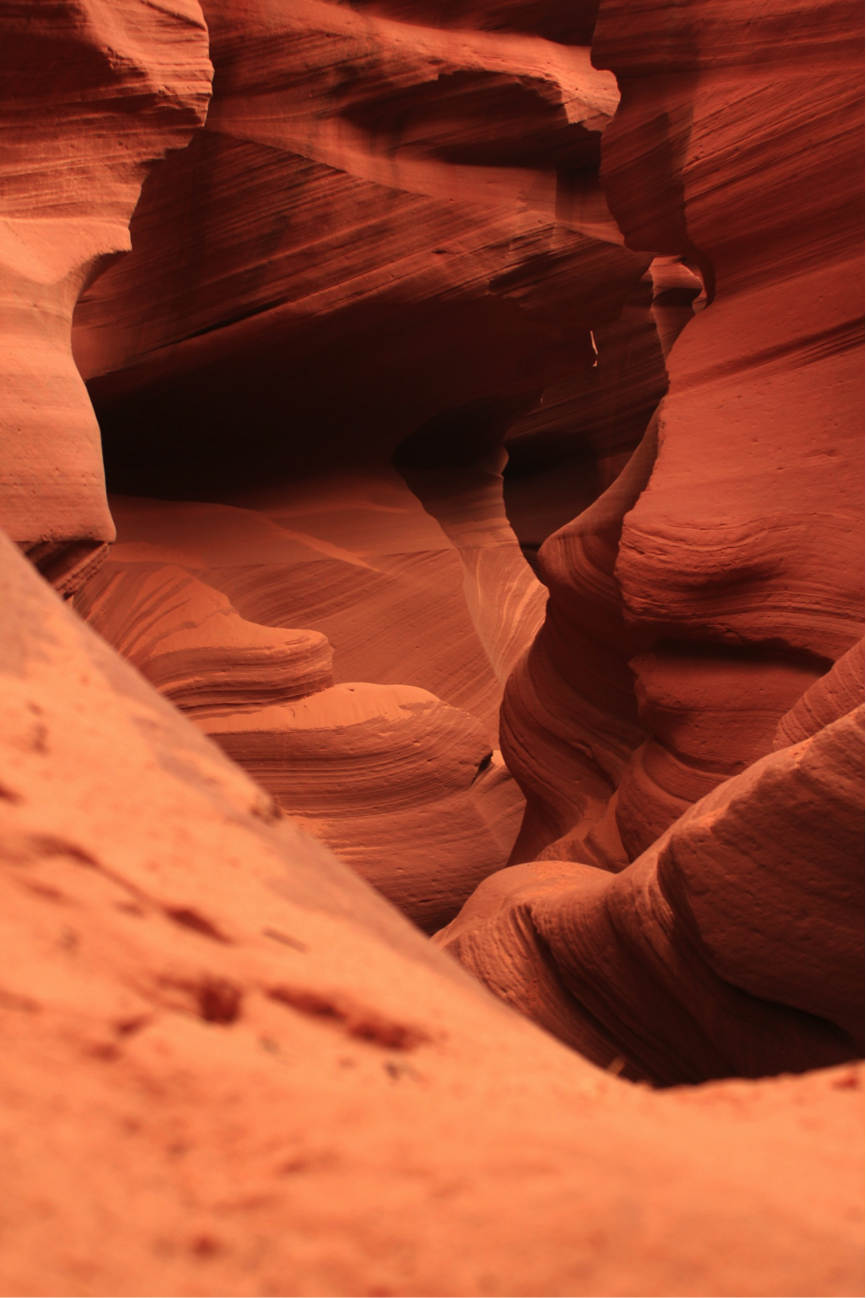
[0,0,862,1293]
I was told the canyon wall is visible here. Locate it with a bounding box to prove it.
[0,0,863,1293]
[444,0,864,1083]
[0,0,211,591]
[68,0,663,923]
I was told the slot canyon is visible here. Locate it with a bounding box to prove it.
[0,0,863,1293]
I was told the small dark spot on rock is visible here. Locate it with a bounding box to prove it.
[165,907,230,944]
[59,927,79,952]
[31,836,100,867]
[250,796,282,823]
[190,1233,221,1257]
[198,978,243,1024]
[262,926,308,952]
[114,1015,151,1038]
[278,1156,309,1175]
[114,900,146,917]
[87,1040,121,1062]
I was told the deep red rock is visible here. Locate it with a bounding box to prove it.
[497,0,864,863]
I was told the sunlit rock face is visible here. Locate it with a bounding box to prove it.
[0,0,863,1293]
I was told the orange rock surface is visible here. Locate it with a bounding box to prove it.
[1,533,863,1297]
[0,0,863,1293]
[66,0,656,921]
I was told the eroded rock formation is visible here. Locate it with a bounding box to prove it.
[0,0,211,592]
[67,0,660,915]
[437,703,864,1083]
[1,0,863,1293]
[499,0,864,866]
[1,531,863,1297]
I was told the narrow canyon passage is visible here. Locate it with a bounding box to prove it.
[0,0,863,1294]
[68,1,669,934]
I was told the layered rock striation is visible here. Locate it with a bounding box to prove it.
[437,703,864,1084]
[66,0,663,920]
[0,0,863,1293]
[498,0,864,866]
[0,0,211,592]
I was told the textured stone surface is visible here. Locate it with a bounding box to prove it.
[1,532,864,1298]
[72,0,646,497]
[67,0,654,918]
[774,638,865,751]
[209,683,523,932]
[0,0,211,592]
[77,506,525,931]
[0,0,863,1291]
[74,562,334,714]
[496,0,864,865]
[438,706,864,1085]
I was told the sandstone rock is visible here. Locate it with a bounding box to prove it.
[76,501,526,928]
[92,487,506,737]
[597,0,863,655]
[498,0,863,864]
[65,0,650,804]
[616,645,827,858]
[438,705,864,1085]
[499,417,659,865]
[1,531,863,1298]
[1,0,862,1291]
[774,638,865,751]
[502,263,672,565]
[209,683,523,932]
[74,562,334,716]
[0,0,211,592]
[65,0,650,920]
[72,0,647,503]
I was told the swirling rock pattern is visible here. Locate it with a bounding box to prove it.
[67,0,658,922]
[774,637,865,751]
[77,501,526,930]
[0,0,211,592]
[74,562,335,715]
[72,0,647,498]
[599,0,864,848]
[0,0,863,1291]
[209,682,523,932]
[91,487,506,736]
[1,531,862,1298]
[497,0,864,864]
[438,706,864,1084]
